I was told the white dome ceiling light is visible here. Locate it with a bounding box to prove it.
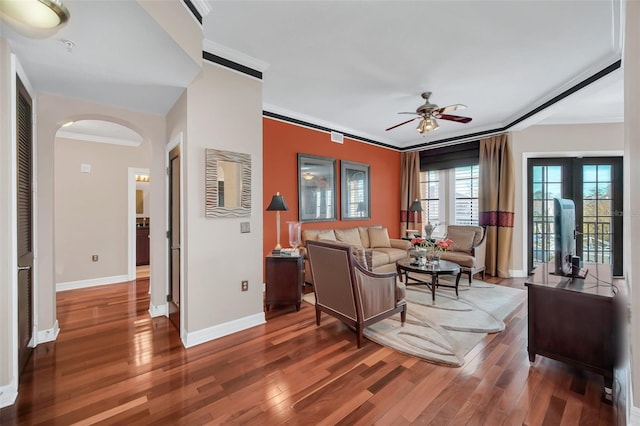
[1,0,70,38]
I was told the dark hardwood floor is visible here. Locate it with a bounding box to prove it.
[0,275,615,425]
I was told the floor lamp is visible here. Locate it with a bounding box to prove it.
[266,192,288,254]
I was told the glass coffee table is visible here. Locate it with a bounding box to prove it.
[396,258,462,302]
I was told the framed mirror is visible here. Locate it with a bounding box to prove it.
[298,153,337,222]
[341,160,370,220]
[205,148,251,217]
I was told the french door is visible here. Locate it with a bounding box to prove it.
[527,157,623,276]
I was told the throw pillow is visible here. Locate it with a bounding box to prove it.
[317,230,337,241]
[335,227,363,247]
[358,225,382,248]
[447,228,476,253]
[369,227,391,248]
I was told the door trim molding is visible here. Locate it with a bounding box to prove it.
[0,381,18,409]
[36,320,59,344]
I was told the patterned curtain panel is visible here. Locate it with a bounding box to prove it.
[479,134,515,277]
[400,151,421,238]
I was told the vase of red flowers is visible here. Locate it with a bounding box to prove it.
[411,237,454,265]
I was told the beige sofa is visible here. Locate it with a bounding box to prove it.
[300,226,411,285]
[439,225,487,283]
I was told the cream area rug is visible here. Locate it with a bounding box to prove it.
[303,281,526,367]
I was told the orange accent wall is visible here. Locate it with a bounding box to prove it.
[263,117,401,258]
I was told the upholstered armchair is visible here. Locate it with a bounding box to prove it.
[306,240,407,348]
[439,225,487,284]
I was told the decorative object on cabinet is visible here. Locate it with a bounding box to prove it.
[341,160,370,220]
[297,154,336,222]
[205,148,251,218]
[266,192,288,254]
[287,221,301,248]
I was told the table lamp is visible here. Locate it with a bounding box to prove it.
[266,192,288,254]
[410,199,422,237]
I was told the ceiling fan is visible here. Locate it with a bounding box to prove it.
[385,92,472,133]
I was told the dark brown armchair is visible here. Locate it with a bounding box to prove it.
[306,240,407,347]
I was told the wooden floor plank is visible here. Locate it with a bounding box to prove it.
[0,276,616,425]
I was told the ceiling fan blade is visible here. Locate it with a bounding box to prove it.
[398,111,419,115]
[437,114,472,124]
[385,117,420,131]
[433,104,467,114]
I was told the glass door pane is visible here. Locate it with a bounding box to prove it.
[580,164,614,266]
[531,165,563,269]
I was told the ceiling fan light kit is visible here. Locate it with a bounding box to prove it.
[387,91,471,134]
[417,116,439,133]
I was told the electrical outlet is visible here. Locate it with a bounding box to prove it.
[241,280,248,291]
[92,255,99,262]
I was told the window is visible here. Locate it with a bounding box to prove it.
[418,164,479,235]
[454,165,479,225]
[419,170,440,224]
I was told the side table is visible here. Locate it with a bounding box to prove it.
[265,255,304,311]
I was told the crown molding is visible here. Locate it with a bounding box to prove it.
[203,39,270,73]
[189,0,212,17]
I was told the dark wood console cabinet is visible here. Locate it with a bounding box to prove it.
[136,227,150,266]
[265,255,304,312]
[525,262,621,391]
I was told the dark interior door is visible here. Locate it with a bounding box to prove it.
[16,77,34,374]
[168,146,180,330]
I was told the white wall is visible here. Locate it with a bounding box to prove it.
[509,123,624,277]
[54,137,150,286]
[179,62,264,345]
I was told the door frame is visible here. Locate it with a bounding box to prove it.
[166,133,185,344]
[522,150,624,277]
[5,55,39,404]
[128,167,150,281]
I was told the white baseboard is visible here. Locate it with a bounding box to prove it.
[37,320,60,344]
[0,380,17,409]
[630,406,640,425]
[148,302,167,318]
[185,312,266,348]
[508,269,528,278]
[56,274,130,292]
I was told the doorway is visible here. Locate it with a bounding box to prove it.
[168,145,181,331]
[527,157,623,276]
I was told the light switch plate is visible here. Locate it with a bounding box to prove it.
[240,222,250,233]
